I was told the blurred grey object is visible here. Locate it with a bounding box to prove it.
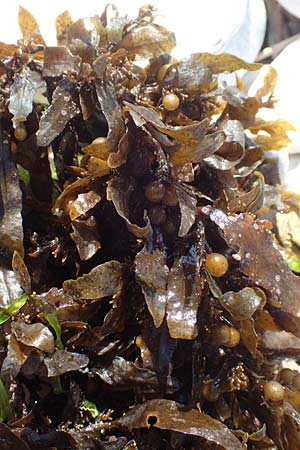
[277,0,300,17]
[212,0,266,61]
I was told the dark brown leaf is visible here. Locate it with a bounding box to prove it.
[82,138,111,160]
[170,126,225,165]
[55,10,72,45]
[206,207,300,336]
[235,147,264,178]
[0,423,31,450]
[1,334,32,379]
[62,261,124,301]
[126,102,169,138]
[9,68,44,122]
[0,267,23,308]
[119,23,175,58]
[35,288,90,322]
[79,82,97,120]
[44,349,89,376]
[135,245,169,328]
[43,46,81,77]
[221,287,266,321]
[176,184,197,237]
[66,18,98,63]
[18,6,46,46]
[37,81,80,147]
[283,412,300,450]
[92,356,179,393]
[68,191,101,221]
[12,320,54,353]
[127,103,226,164]
[223,97,260,129]
[107,132,129,169]
[166,233,204,339]
[53,177,96,218]
[71,217,101,261]
[113,399,243,450]
[86,156,110,177]
[239,318,259,357]
[12,251,31,295]
[204,119,245,170]
[95,83,125,151]
[166,53,261,89]
[78,303,125,352]
[21,428,78,450]
[109,178,152,238]
[0,125,24,261]
[0,42,19,58]
[224,171,265,213]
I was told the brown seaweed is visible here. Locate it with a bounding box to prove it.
[0,4,298,450]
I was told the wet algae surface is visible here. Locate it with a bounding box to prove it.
[0,5,299,449]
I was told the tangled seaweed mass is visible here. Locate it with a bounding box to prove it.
[1,4,300,449]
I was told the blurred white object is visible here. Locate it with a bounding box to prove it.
[211,0,266,62]
[286,161,300,193]
[270,39,300,193]
[249,38,300,193]
[0,0,265,62]
[271,39,300,143]
[152,0,266,61]
[277,0,300,17]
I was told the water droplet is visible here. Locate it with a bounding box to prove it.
[61,109,67,116]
